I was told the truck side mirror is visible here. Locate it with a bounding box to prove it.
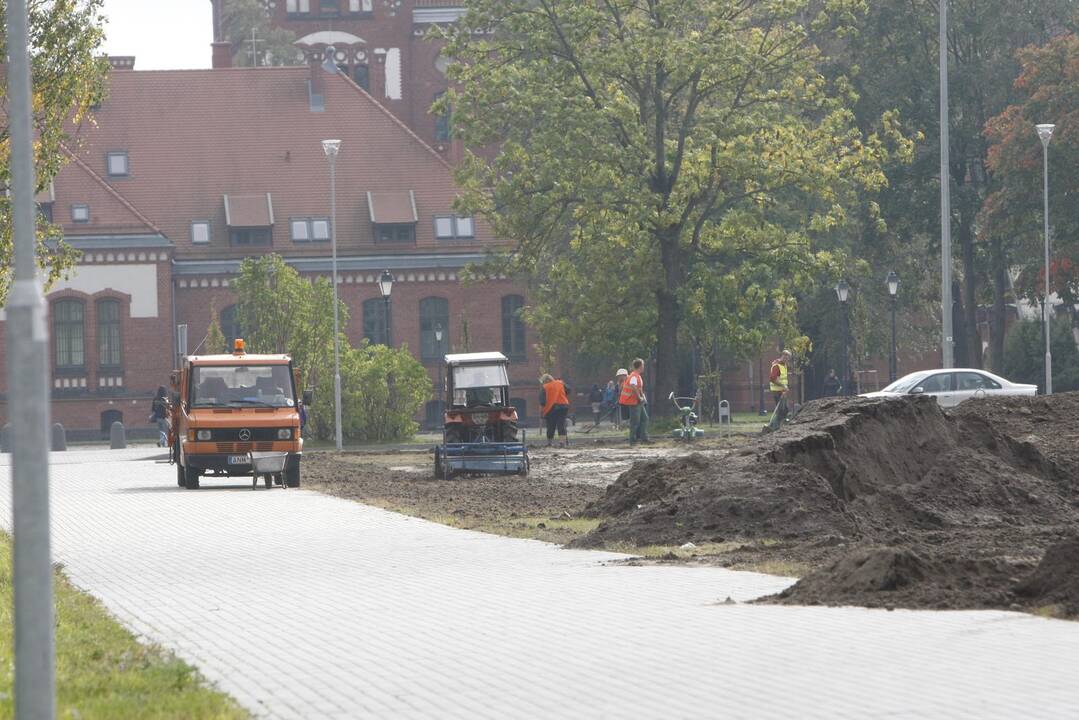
[302,389,313,406]
[169,371,179,390]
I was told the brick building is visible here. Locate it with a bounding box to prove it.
[0,58,542,438]
[208,0,461,159]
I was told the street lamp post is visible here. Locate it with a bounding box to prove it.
[321,139,343,452]
[940,0,954,369]
[434,322,444,415]
[378,270,395,347]
[836,280,851,395]
[887,271,900,383]
[1037,123,1055,395]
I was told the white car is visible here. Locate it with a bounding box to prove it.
[861,368,1037,408]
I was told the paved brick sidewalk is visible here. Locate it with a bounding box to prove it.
[3,449,1079,719]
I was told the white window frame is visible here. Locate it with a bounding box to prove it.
[191,220,211,244]
[290,217,331,242]
[349,0,372,11]
[287,0,311,13]
[434,215,475,240]
[290,218,311,242]
[71,204,90,223]
[106,151,129,177]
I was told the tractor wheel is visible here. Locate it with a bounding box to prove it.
[264,475,273,489]
[434,447,444,479]
[183,464,200,489]
[500,420,520,442]
[445,424,464,444]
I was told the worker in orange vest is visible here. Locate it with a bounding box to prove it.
[539,373,572,448]
[619,358,650,445]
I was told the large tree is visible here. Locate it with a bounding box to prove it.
[442,0,904,408]
[0,0,109,303]
[828,0,1075,371]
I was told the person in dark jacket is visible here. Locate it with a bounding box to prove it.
[588,383,604,426]
[822,368,842,397]
[151,386,170,447]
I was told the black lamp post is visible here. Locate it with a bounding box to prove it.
[887,271,899,383]
[835,279,851,395]
[434,322,444,414]
[378,269,394,347]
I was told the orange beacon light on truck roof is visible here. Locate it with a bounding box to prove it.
[233,338,246,355]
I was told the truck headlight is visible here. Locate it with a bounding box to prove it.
[277,428,292,440]
[196,429,212,441]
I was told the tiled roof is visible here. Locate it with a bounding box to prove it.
[55,66,495,260]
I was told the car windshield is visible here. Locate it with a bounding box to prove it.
[881,372,929,394]
[191,365,295,408]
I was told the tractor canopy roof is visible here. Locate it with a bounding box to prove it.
[444,352,509,367]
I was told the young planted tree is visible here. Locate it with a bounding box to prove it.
[203,299,228,355]
[0,0,110,303]
[441,0,904,409]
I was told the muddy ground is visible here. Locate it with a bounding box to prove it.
[306,396,1079,617]
[574,394,1079,617]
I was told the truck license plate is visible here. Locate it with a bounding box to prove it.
[228,455,248,465]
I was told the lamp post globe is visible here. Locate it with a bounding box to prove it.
[887,271,899,383]
[836,279,851,395]
[379,269,395,347]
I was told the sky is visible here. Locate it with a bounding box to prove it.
[100,0,212,70]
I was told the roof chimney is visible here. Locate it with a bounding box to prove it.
[108,56,136,71]
[212,41,233,69]
[308,46,337,112]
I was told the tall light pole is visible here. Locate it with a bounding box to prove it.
[1037,123,1055,395]
[378,270,395,347]
[836,280,851,395]
[940,0,954,369]
[887,271,900,383]
[7,0,56,715]
[321,139,344,451]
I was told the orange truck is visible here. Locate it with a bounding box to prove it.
[170,339,308,489]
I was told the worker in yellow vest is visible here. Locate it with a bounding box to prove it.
[766,350,792,432]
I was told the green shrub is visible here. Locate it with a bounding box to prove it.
[1002,317,1079,393]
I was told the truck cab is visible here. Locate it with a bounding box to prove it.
[171,339,306,489]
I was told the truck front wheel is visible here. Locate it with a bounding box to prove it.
[183,463,200,489]
[285,458,300,488]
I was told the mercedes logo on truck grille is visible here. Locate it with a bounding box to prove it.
[238,429,252,441]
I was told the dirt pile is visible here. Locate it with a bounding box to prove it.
[573,394,1079,616]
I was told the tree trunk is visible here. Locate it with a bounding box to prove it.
[988,237,1008,373]
[952,279,969,368]
[652,233,682,418]
[959,213,983,368]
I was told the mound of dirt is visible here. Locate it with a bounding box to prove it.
[1014,537,1079,616]
[572,394,1079,616]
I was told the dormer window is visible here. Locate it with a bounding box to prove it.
[71,204,90,223]
[191,221,211,244]
[106,151,129,177]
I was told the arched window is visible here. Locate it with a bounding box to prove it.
[221,304,242,348]
[53,299,85,369]
[97,298,122,368]
[419,297,449,360]
[363,297,388,345]
[501,295,526,360]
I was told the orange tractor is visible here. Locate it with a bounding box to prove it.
[434,352,528,479]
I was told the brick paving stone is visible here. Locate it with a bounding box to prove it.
[3,448,1079,720]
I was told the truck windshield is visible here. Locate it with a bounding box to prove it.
[191,365,295,408]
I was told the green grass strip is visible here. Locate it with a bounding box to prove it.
[0,533,248,719]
